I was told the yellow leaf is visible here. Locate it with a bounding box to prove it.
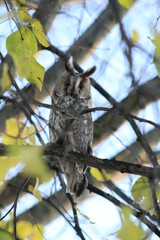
[31,18,50,47]
[19,124,36,144]
[118,0,133,9]
[31,224,44,240]
[3,118,36,145]
[1,63,11,93]
[90,168,110,182]
[28,181,42,201]
[17,221,33,239]
[3,118,19,144]
[28,124,36,144]
[131,30,139,43]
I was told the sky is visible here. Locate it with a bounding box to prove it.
[0,0,160,239]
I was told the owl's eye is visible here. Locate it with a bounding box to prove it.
[78,82,84,90]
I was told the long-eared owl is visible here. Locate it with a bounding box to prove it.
[49,56,96,197]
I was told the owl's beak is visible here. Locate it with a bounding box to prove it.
[70,89,78,98]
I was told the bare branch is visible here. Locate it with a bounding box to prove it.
[13,176,30,240]
[0,143,160,179]
[87,184,160,238]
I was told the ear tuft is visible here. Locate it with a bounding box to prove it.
[65,56,76,75]
[80,66,96,78]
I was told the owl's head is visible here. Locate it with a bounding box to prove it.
[54,56,96,99]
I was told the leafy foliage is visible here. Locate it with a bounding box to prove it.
[16,1,31,22]
[131,30,139,43]
[118,0,133,9]
[0,229,13,240]
[0,218,44,240]
[131,177,157,215]
[116,207,145,240]
[1,63,11,93]
[5,0,50,91]
[6,26,45,91]
[30,19,50,47]
[2,118,36,145]
[0,118,50,189]
[17,145,50,182]
[28,183,42,201]
[16,221,44,239]
[90,168,110,182]
[151,30,160,77]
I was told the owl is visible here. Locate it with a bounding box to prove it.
[49,56,96,197]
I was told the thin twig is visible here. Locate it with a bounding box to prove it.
[148,179,160,222]
[3,0,23,39]
[7,70,45,145]
[109,0,136,86]
[81,107,160,130]
[0,203,14,221]
[87,183,160,237]
[13,176,30,240]
[104,180,159,224]
[57,172,86,240]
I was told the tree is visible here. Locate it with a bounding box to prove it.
[0,0,160,239]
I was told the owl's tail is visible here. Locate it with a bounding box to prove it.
[66,173,88,197]
[65,163,88,197]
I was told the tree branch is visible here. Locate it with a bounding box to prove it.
[0,143,160,179]
[87,184,160,238]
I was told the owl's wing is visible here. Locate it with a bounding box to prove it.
[49,104,74,144]
[64,113,93,197]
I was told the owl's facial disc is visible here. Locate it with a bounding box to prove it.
[72,77,90,99]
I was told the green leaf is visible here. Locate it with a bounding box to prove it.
[17,9,31,22]
[31,18,50,47]
[1,63,11,93]
[18,146,50,182]
[90,168,110,182]
[0,229,13,240]
[151,30,160,77]
[118,0,133,9]
[6,26,44,91]
[24,55,45,91]
[6,26,37,58]
[116,207,144,240]
[131,177,154,215]
[16,0,31,22]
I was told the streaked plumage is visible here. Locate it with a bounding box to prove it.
[49,56,96,196]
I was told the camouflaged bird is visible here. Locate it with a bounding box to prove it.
[49,56,96,197]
